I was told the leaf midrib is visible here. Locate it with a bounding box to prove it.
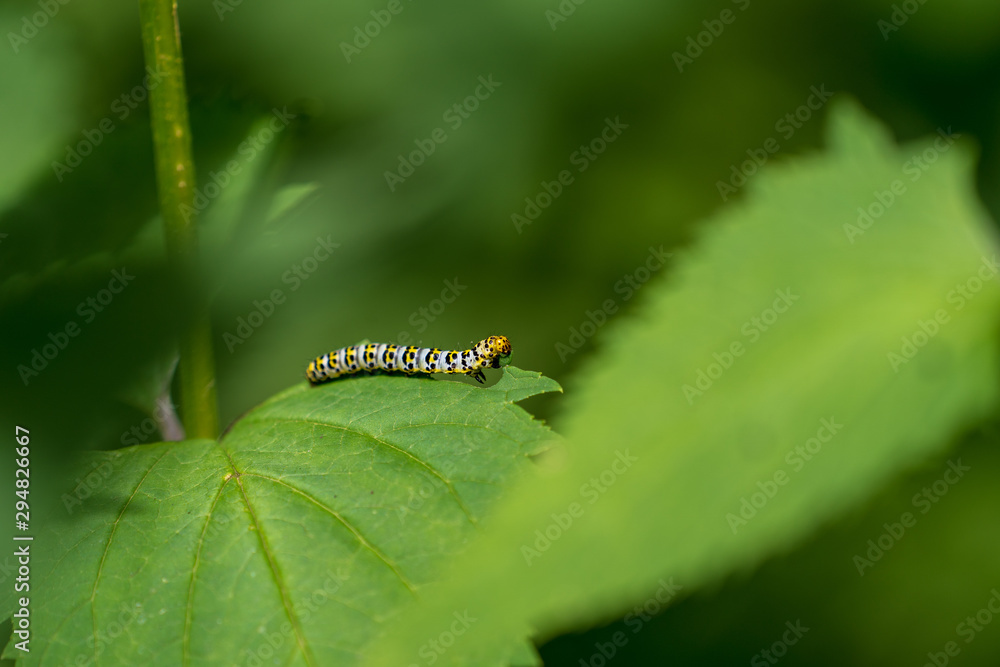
[233,416,480,525]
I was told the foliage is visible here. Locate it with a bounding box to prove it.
[363,100,1000,665]
[3,369,558,665]
[5,0,1000,664]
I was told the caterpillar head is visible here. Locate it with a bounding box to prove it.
[482,335,512,367]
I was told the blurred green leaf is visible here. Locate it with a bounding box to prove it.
[0,7,79,214]
[0,115,290,435]
[362,100,1000,665]
[643,424,1000,667]
[263,182,321,228]
[4,367,559,665]
[0,112,286,304]
[198,115,287,257]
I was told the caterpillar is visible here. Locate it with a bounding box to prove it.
[307,335,512,385]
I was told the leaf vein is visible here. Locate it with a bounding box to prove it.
[238,417,478,525]
[89,448,170,667]
[182,473,235,666]
[242,472,418,594]
[216,444,318,667]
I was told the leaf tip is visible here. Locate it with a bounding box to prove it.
[492,366,563,402]
[824,96,896,158]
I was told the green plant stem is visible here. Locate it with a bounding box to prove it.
[138,0,218,439]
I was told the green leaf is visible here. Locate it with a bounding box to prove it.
[0,8,79,214]
[0,112,283,305]
[263,182,321,228]
[6,367,559,665]
[198,116,288,258]
[361,99,1000,665]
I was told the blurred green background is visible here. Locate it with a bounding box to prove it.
[3,0,1000,664]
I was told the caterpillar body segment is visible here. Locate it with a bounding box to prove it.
[307,336,512,385]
